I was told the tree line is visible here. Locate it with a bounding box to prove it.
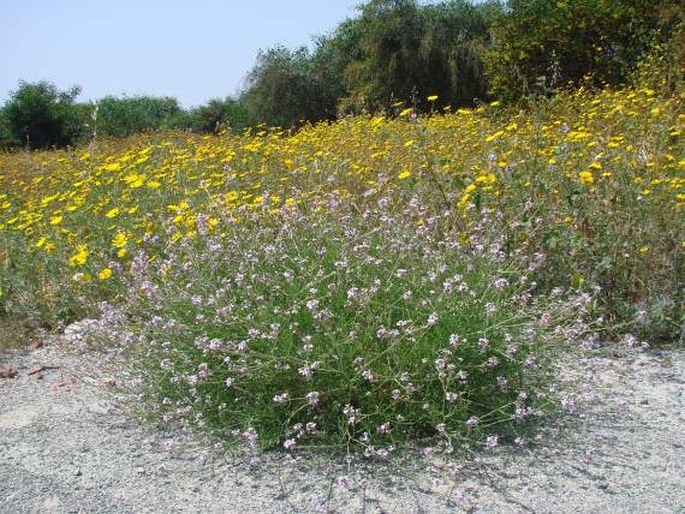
[1,0,682,150]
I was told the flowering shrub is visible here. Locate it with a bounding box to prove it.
[0,73,681,451]
[109,198,593,453]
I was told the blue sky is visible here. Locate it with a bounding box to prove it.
[0,0,365,108]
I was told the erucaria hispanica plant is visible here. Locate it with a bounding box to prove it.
[102,187,596,459]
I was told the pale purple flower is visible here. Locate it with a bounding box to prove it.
[486,356,500,368]
[306,299,319,313]
[466,416,479,428]
[378,422,391,434]
[306,391,320,407]
[242,428,258,446]
[445,392,460,403]
[273,392,289,404]
[485,435,499,449]
[493,278,509,290]
[343,404,360,424]
[376,447,392,459]
[300,361,320,377]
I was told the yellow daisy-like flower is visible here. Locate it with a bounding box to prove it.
[112,232,128,248]
[427,95,438,102]
[475,173,497,185]
[98,267,113,281]
[68,245,89,267]
[579,171,595,186]
[398,170,411,180]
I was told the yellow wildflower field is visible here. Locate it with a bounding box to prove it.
[0,85,682,335]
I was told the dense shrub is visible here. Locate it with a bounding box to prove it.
[484,0,680,102]
[1,81,83,149]
[93,95,183,139]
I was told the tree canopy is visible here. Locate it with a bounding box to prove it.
[1,0,682,147]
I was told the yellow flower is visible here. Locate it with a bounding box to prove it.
[579,171,595,185]
[475,173,496,185]
[105,207,120,218]
[98,268,113,280]
[399,107,413,117]
[112,232,128,248]
[117,248,128,259]
[398,170,411,180]
[68,245,89,267]
[123,173,145,188]
[49,215,63,225]
[427,95,438,102]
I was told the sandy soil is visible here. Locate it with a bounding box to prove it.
[1,331,683,513]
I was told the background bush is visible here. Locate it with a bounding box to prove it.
[1,81,83,149]
[2,0,682,143]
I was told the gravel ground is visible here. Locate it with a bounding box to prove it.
[1,329,683,513]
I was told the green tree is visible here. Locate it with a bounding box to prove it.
[312,17,368,115]
[94,95,183,138]
[242,45,335,128]
[419,1,501,106]
[187,97,251,134]
[2,80,82,149]
[328,0,501,113]
[343,0,424,109]
[0,109,19,148]
[485,0,674,102]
